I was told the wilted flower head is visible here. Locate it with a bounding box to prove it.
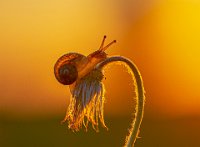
[62,69,107,131]
[54,36,117,132]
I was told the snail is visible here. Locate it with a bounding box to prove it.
[54,36,116,92]
[54,36,145,147]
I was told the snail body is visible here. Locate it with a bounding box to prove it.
[54,36,116,88]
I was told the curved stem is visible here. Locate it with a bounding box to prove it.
[96,56,145,147]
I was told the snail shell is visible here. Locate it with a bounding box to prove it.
[54,53,86,85]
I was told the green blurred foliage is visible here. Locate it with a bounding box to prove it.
[1,115,200,147]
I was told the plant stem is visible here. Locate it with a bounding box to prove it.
[96,56,145,147]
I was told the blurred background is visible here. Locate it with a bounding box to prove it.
[0,0,200,146]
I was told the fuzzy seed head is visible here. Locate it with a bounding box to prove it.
[62,69,107,131]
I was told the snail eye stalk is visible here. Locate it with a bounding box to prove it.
[98,35,116,52]
[99,35,106,50]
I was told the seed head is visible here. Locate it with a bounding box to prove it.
[62,69,107,131]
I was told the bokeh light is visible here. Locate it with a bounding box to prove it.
[1,0,200,146]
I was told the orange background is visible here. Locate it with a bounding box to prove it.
[1,0,200,118]
[1,0,200,146]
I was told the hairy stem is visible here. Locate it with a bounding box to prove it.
[96,56,145,147]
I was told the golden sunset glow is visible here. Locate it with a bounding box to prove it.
[0,0,200,118]
[1,1,200,147]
